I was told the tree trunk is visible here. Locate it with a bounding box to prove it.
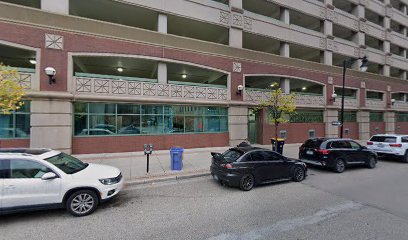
[274,122,278,152]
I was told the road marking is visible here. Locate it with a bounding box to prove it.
[207,201,363,240]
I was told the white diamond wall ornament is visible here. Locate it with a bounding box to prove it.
[233,62,242,73]
[45,34,64,50]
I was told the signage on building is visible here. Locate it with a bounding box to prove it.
[331,121,342,126]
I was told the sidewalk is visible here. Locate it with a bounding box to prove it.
[74,143,302,185]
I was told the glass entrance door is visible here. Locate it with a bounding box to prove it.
[248,109,258,144]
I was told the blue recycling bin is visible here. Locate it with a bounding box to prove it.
[170,147,184,170]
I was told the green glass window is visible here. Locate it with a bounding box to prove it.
[367,91,384,100]
[396,112,408,122]
[370,112,384,122]
[339,111,357,122]
[74,103,228,136]
[289,111,324,123]
[335,88,357,99]
[185,116,204,133]
[0,101,30,139]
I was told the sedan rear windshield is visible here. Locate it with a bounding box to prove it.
[222,150,243,162]
[370,136,397,143]
[45,153,88,174]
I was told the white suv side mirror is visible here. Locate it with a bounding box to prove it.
[41,172,58,180]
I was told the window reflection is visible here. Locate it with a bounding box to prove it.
[74,103,228,136]
[0,101,30,139]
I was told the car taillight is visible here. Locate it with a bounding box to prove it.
[221,163,233,169]
[389,144,402,147]
[317,149,331,155]
[367,142,373,145]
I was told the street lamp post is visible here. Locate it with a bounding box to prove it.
[340,56,368,138]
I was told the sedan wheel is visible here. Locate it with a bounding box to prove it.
[334,159,345,173]
[293,167,305,182]
[239,174,254,191]
[67,190,99,217]
[367,156,376,169]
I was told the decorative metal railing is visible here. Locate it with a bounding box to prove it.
[245,90,325,107]
[289,111,324,123]
[74,77,228,101]
[366,99,386,109]
[17,72,33,89]
[333,98,359,108]
[392,101,408,111]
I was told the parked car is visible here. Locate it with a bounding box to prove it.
[0,148,124,217]
[367,134,408,162]
[210,146,307,191]
[0,128,28,138]
[299,138,377,173]
[79,129,115,136]
[118,124,141,135]
[94,124,116,133]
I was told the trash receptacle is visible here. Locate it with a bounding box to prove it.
[170,147,184,170]
[271,138,285,154]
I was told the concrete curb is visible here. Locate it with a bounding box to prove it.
[125,171,211,186]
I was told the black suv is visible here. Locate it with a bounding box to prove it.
[210,147,307,191]
[299,138,377,173]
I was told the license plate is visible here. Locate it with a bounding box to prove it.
[306,150,314,155]
[378,143,384,148]
[213,175,219,181]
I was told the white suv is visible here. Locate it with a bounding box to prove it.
[367,134,408,162]
[0,148,124,217]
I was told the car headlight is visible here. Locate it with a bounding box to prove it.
[99,173,122,185]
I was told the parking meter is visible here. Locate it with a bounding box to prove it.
[144,144,154,173]
[144,144,153,155]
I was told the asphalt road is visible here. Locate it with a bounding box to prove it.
[2,159,408,240]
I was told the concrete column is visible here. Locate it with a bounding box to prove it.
[229,0,242,9]
[281,78,290,94]
[229,28,243,48]
[228,107,248,146]
[324,0,333,5]
[385,112,395,134]
[321,51,333,65]
[30,100,72,153]
[158,14,168,33]
[352,32,365,47]
[353,5,365,18]
[383,65,391,76]
[280,7,290,24]
[323,21,333,36]
[324,109,339,138]
[41,0,69,15]
[357,111,370,140]
[402,48,407,58]
[383,41,390,54]
[400,71,407,80]
[157,62,167,84]
[280,42,290,57]
[384,17,391,29]
[403,5,407,15]
[402,27,407,37]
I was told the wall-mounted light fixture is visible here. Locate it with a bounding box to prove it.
[44,67,56,85]
[117,67,124,73]
[181,74,187,79]
[330,92,337,102]
[29,59,37,65]
[237,85,244,95]
[391,98,396,106]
